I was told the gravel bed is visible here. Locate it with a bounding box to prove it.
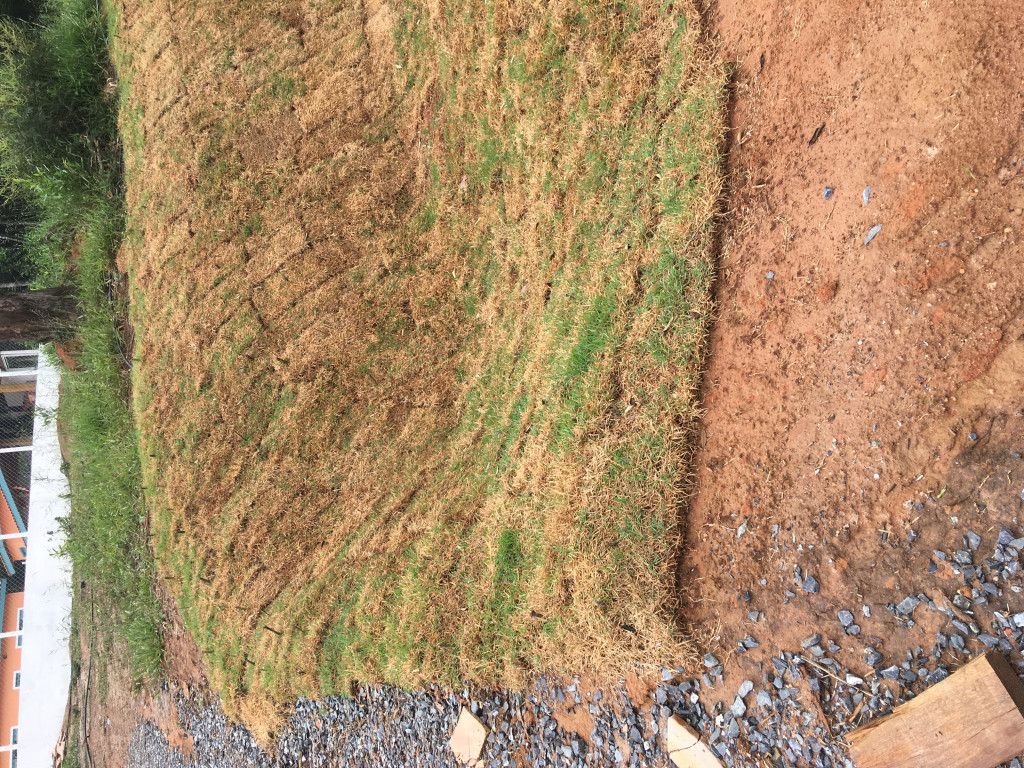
[129,523,1024,768]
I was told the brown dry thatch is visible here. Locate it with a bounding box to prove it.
[113,0,726,741]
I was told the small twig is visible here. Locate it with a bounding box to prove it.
[797,654,868,694]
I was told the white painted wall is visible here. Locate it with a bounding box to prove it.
[18,352,72,767]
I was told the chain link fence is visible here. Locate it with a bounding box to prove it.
[0,342,36,768]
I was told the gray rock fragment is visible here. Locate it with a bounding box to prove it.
[952,594,972,611]
[954,550,973,565]
[801,634,822,649]
[896,595,920,615]
[730,696,746,718]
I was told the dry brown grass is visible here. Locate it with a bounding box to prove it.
[113,0,726,741]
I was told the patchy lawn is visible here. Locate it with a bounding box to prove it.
[115,0,725,738]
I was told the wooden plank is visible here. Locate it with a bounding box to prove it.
[847,652,1024,768]
[0,382,34,394]
[665,716,725,768]
[449,707,488,764]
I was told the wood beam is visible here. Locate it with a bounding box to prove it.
[848,652,1024,768]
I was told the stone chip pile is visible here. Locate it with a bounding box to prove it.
[126,522,1024,768]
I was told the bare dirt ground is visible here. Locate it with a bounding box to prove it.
[79,632,136,768]
[682,0,1024,715]
[79,583,205,768]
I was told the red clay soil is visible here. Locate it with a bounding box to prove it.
[81,580,206,768]
[140,578,208,757]
[683,0,1024,707]
[79,632,135,768]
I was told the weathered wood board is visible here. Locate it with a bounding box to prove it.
[848,652,1024,768]
[665,716,725,768]
[449,707,488,764]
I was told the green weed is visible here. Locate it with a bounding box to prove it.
[0,0,164,682]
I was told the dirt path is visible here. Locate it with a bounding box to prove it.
[78,580,205,768]
[683,0,1024,712]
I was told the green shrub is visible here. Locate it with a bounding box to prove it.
[0,0,115,178]
[0,0,118,283]
[0,0,164,682]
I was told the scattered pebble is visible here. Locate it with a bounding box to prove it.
[895,595,920,616]
[123,508,1024,768]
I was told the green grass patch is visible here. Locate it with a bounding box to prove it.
[0,0,164,682]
